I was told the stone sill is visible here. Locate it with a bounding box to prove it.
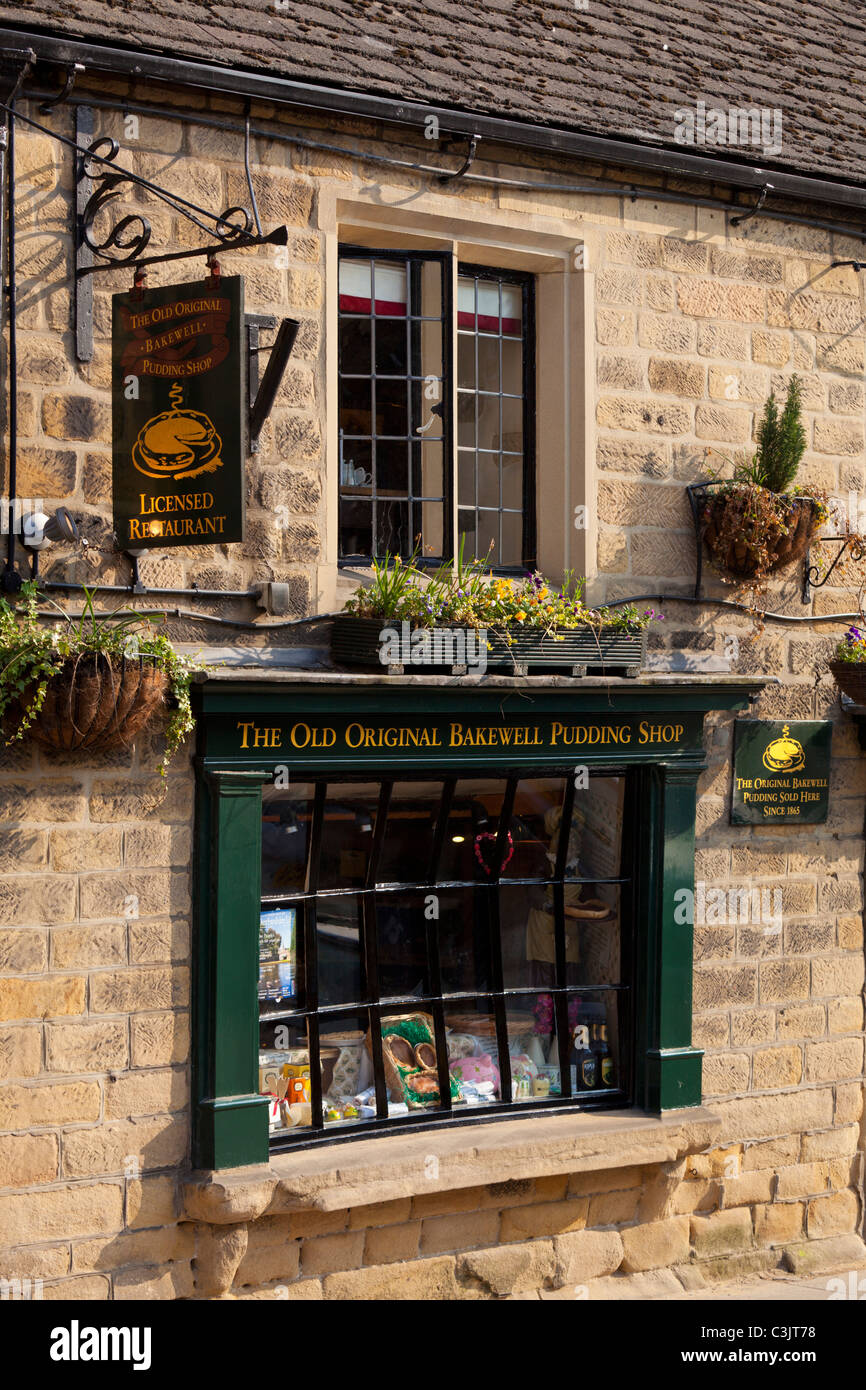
[183,1106,721,1225]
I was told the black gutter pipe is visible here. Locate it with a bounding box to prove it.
[3,25,866,218]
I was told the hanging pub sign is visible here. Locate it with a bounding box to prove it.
[731,720,831,825]
[111,275,246,548]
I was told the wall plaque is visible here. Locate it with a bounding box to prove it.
[731,720,831,825]
[112,275,245,548]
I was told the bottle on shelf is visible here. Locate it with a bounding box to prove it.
[570,1025,597,1091]
[596,1024,614,1088]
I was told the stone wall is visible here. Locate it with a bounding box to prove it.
[0,83,863,1298]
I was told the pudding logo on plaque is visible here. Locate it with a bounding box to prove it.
[731,720,831,824]
[112,275,246,548]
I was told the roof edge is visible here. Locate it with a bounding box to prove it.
[3,23,866,218]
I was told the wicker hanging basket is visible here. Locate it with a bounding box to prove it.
[830,660,866,707]
[702,492,823,579]
[23,654,168,753]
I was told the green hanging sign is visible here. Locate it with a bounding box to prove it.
[731,720,831,825]
[111,275,246,549]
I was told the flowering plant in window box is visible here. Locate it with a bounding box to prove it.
[334,544,661,675]
[700,375,828,583]
[0,582,202,772]
[829,625,866,705]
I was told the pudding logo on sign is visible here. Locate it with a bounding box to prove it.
[50,1321,152,1371]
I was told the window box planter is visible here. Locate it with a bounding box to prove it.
[331,614,647,676]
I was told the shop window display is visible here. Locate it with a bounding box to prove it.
[258,773,631,1145]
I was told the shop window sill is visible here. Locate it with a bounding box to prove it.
[183,1105,722,1223]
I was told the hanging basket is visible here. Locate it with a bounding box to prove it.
[701,491,823,579]
[22,654,168,753]
[830,660,866,707]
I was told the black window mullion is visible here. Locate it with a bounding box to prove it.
[553,774,576,1098]
[427,778,455,882]
[304,782,326,1131]
[489,776,518,1104]
[364,781,393,1120]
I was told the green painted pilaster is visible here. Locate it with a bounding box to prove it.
[639,762,704,1112]
[195,769,270,1169]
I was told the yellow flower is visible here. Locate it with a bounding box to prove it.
[538,587,548,599]
[515,610,526,621]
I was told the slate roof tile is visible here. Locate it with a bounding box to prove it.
[1,0,864,184]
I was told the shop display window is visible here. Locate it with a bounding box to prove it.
[258,772,632,1145]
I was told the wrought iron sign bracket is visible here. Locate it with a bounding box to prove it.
[247,315,300,454]
[69,102,288,361]
[802,536,865,604]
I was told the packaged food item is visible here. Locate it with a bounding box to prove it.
[369,1014,462,1110]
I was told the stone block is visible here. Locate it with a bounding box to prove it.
[41,393,110,442]
[677,278,764,321]
[776,1003,825,1040]
[807,1190,860,1238]
[709,1086,833,1141]
[50,924,127,970]
[114,1261,194,1300]
[0,1079,100,1130]
[363,1222,421,1266]
[322,1255,460,1301]
[459,1239,556,1296]
[759,959,810,1004]
[300,1231,365,1277]
[695,403,754,443]
[130,1012,190,1067]
[0,1131,58,1186]
[597,353,645,391]
[646,356,705,397]
[730,1009,775,1046]
[45,1020,128,1073]
[596,307,635,346]
[553,1228,624,1285]
[782,1233,866,1275]
[348,1198,411,1229]
[127,1175,178,1229]
[805,1037,863,1083]
[752,1046,802,1089]
[753,1202,805,1246]
[620,1217,689,1272]
[62,1114,187,1178]
[49,828,122,872]
[0,1182,124,1243]
[812,955,865,996]
[776,1163,829,1199]
[104,1067,188,1119]
[90,967,188,1015]
[596,395,692,434]
[690,1207,753,1258]
[0,1024,41,1080]
[638,312,697,353]
[421,1209,501,1253]
[697,321,750,359]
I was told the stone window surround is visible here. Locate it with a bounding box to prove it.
[317,186,597,605]
[184,1104,722,1223]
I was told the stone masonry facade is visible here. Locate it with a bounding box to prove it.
[0,82,864,1299]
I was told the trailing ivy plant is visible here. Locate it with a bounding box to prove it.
[0,582,204,773]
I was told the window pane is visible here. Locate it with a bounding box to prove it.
[316,893,364,1007]
[567,991,623,1093]
[502,335,522,394]
[376,440,409,495]
[502,394,523,451]
[372,261,407,315]
[375,318,407,375]
[476,394,499,453]
[458,451,475,506]
[437,778,505,882]
[376,378,408,435]
[376,891,430,998]
[259,904,304,1011]
[501,454,523,510]
[500,510,523,567]
[380,1010,452,1117]
[477,509,499,560]
[457,391,475,447]
[501,283,522,335]
[339,316,371,372]
[377,781,441,883]
[414,501,444,559]
[321,1014,372,1126]
[340,438,372,490]
[339,500,372,556]
[564,777,626,880]
[339,376,371,433]
[445,1000,502,1106]
[458,332,476,388]
[318,784,380,890]
[412,440,443,499]
[507,995,558,1101]
[376,499,409,555]
[478,453,499,509]
[438,886,492,995]
[262,782,313,895]
[258,1037,312,1133]
[477,334,499,389]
